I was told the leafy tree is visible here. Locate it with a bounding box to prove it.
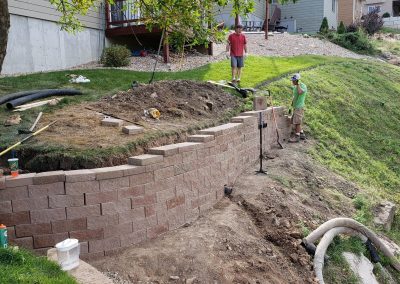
[337,21,346,34]
[319,17,329,34]
[0,0,10,74]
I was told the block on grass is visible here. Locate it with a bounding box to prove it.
[101,117,123,127]
[253,96,267,110]
[122,125,144,135]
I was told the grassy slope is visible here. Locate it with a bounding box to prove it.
[0,55,331,157]
[0,247,76,284]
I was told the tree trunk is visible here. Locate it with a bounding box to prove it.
[0,0,10,74]
[163,32,170,63]
[235,14,239,26]
[264,0,269,39]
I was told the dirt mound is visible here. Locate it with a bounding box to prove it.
[89,80,239,122]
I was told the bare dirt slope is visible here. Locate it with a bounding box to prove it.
[91,141,359,284]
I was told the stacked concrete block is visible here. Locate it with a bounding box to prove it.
[101,117,124,127]
[122,125,144,135]
[0,106,291,257]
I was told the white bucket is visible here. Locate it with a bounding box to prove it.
[55,238,80,271]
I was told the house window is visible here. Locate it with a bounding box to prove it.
[332,0,336,12]
[368,5,381,13]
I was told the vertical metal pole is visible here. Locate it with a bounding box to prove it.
[256,112,267,175]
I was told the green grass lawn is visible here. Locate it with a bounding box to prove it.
[0,247,76,284]
[0,55,334,165]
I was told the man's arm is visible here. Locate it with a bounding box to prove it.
[244,44,247,54]
[296,84,304,95]
[226,39,230,53]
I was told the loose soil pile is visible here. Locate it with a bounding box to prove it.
[21,80,239,171]
[88,80,239,123]
[91,142,360,284]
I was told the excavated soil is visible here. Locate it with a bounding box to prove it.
[91,141,360,284]
[19,80,240,171]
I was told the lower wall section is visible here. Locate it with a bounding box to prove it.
[2,15,105,75]
[0,108,291,259]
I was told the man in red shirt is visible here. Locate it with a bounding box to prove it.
[226,24,247,83]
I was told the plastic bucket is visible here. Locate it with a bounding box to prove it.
[55,238,80,271]
[7,158,19,177]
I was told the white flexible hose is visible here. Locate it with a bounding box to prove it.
[304,218,400,280]
[313,227,366,284]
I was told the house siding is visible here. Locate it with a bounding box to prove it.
[2,14,105,75]
[363,0,392,16]
[8,0,104,30]
[214,2,266,28]
[279,0,324,33]
[338,0,354,25]
[324,0,338,29]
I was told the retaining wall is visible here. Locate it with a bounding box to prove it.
[0,108,291,259]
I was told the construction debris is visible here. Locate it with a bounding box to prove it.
[373,201,396,231]
[13,98,63,111]
[144,108,160,120]
[69,75,90,83]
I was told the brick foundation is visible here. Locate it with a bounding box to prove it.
[0,107,291,257]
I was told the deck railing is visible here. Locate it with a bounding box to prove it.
[106,0,143,29]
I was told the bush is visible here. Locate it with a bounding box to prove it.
[328,29,375,54]
[346,22,360,33]
[382,12,391,18]
[337,21,346,34]
[362,9,384,35]
[101,45,131,67]
[320,17,329,34]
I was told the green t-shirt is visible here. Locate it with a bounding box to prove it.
[292,82,307,109]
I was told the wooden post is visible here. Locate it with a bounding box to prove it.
[163,32,170,63]
[264,0,269,39]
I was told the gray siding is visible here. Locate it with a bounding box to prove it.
[8,0,104,30]
[279,0,324,33]
[324,0,338,29]
[214,1,266,28]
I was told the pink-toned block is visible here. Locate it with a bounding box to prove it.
[187,135,215,143]
[66,205,101,220]
[31,208,66,224]
[101,117,123,127]
[28,182,65,197]
[65,169,96,182]
[122,125,144,135]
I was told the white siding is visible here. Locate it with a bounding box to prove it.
[324,0,338,29]
[279,0,324,33]
[8,0,104,30]
[214,1,266,28]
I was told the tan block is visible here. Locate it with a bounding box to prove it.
[253,96,267,110]
[33,171,65,185]
[187,135,215,143]
[154,166,175,181]
[15,223,52,237]
[175,142,203,153]
[31,208,66,224]
[69,228,104,241]
[6,173,36,188]
[103,222,133,239]
[99,177,129,191]
[87,214,118,230]
[66,205,101,220]
[28,182,65,197]
[0,177,6,189]
[89,236,121,253]
[51,218,87,233]
[128,154,163,166]
[65,180,100,195]
[0,186,28,201]
[65,169,96,182]
[118,165,146,176]
[199,123,241,136]
[101,199,132,215]
[118,208,145,224]
[0,201,12,213]
[49,194,84,208]
[101,117,123,127]
[122,125,144,135]
[148,144,180,157]
[92,167,124,180]
[129,172,154,186]
[12,197,48,212]
[85,191,118,205]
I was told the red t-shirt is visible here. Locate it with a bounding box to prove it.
[228,33,247,57]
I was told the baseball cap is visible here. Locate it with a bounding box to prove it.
[291,73,301,81]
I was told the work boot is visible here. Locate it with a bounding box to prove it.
[288,135,300,143]
[300,132,306,140]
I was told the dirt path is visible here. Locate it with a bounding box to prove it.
[90,141,359,284]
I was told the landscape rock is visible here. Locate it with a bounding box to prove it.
[373,201,396,230]
[4,114,21,126]
[343,252,379,284]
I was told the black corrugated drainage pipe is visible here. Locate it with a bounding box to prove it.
[6,89,83,109]
[0,90,47,105]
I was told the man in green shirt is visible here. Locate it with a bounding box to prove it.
[289,73,307,143]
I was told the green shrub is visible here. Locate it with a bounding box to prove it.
[328,29,375,54]
[101,45,131,67]
[383,12,391,18]
[337,21,346,34]
[320,17,329,34]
